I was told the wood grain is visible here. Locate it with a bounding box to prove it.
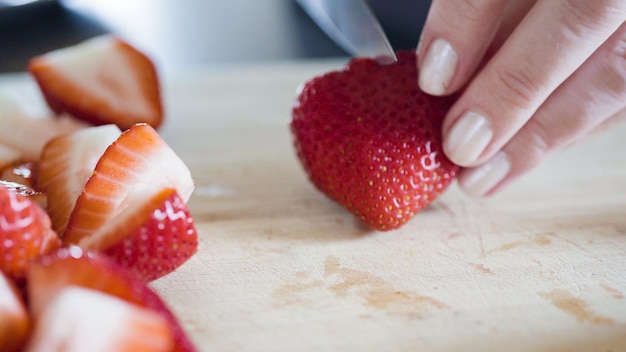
[2,60,626,352]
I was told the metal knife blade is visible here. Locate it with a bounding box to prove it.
[296,0,397,65]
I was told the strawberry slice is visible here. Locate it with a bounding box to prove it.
[63,123,194,248]
[1,161,45,206]
[0,161,39,190]
[104,188,198,282]
[25,286,174,352]
[290,50,459,231]
[28,35,163,130]
[38,124,122,236]
[0,93,87,162]
[27,246,198,352]
[0,184,60,279]
[0,271,29,352]
[0,180,46,209]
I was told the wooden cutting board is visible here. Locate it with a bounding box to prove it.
[3,60,626,351]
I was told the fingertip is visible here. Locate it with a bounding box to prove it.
[442,110,493,167]
[457,152,511,197]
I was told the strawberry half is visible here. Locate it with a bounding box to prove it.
[0,93,87,162]
[25,286,174,352]
[38,124,122,236]
[0,184,60,279]
[290,51,459,231]
[28,35,163,130]
[104,188,198,282]
[62,123,195,280]
[0,270,29,352]
[27,246,198,352]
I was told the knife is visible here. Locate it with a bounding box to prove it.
[296,0,397,65]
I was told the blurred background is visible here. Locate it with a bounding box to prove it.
[0,0,432,74]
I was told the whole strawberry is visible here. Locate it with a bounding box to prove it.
[290,51,459,231]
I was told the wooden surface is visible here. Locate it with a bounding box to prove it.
[2,60,626,351]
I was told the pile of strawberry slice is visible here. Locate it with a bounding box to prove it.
[0,36,198,351]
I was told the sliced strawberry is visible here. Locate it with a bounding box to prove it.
[25,286,174,352]
[38,124,122,236]
[0,184,60,279]
[27,246,198,352]
[28,35,163,130]
[290,50,459,231]
[104,188,198,282]
[63,123,194,248]
[0,93,87,162]
[1,162,46,207]
[0,161,39,190]
[0,271,29,352]
[0,180,46,209]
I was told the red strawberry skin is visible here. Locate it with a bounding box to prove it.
[28,36,163,130]
[0,184,60,279]
[27,246,198,352]
[104,188,198,282]
[290,51,459,231]
[0,270,29,352]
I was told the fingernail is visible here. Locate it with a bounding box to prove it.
[418,38,458,95]
[444,111,493,166]
[459,152,510,197]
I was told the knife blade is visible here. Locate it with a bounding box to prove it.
[296,0,397,65]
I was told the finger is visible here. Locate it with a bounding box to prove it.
[456,22,626,197]
[442,0,626,167]
[417,0,509,96]
[489,0,538,54]
[592,107,626,136]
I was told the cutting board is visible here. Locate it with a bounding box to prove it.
[2,60,626,352]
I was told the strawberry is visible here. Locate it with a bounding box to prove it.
[1,161,46,207]
[290,51,459,231]
[0,183,60,279]
[25,286,174,352]
[0,93,87,162]
[0,161,39,190]
[0,270,29,352]
[27,246,198,352]
[62,123,195,281]
[103,188,198,282]
[28,35,163,130]
[0,180,46,209]
[38,124,122,236]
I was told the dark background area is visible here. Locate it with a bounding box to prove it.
[0,0,432,73]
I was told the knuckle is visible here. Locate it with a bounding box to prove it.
[561,0,625,40]
[600,27,626,99]
[491,64,543,111]
[514,119,557,169]
[440,0,502,23]
[526,118,557,154]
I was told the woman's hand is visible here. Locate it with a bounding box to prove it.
[416,0,626,196]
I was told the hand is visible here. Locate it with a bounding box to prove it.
[416,0,626,197]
